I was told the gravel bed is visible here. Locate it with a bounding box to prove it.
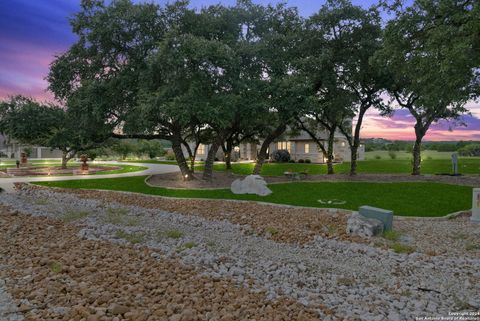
[0,277,23,321]
[24,184,480,258]
[2,188,480,320]
[0,212,319,321]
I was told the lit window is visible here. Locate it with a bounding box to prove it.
[198,144,205,155]
[286,142,291,153]
[305,143,310,153]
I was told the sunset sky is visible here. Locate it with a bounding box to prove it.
[1,0,479,141]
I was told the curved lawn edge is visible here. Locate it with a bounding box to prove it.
[0,164,147,178]
[32,176,473,218]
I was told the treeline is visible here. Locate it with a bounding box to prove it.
[364,140,477,153]
[0,0,479,177]
[90,139,168,160]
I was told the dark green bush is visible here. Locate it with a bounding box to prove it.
[305,159,311,163]
[298,159,305,163]
[272,149,291,163]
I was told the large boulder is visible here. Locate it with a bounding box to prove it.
[346,212,384,237]
[231,175,272,196]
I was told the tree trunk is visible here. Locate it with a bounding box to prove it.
[172,138,193,180]
[253,124,286,175]
[190,155,196,174]
[350,107,368,176]
[412,136,423,175]
[202,137,222,181]
[412,122,427,176]
[224,139,233,170]
[61,151,69,169]
[326,128,336,175]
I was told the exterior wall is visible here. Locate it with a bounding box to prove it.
[0,134,63,159]
[181,143,223,161]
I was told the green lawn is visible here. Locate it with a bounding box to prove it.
[93,165,147,175]
[194,158,480,176]
[364,150,455,160]
[34,176,472,217]
[119,159,204,165]
[0,163,147,176]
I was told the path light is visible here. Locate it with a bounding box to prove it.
[185,174,189,179]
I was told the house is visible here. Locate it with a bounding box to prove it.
[0,134,63,159]
[183,128,365,163]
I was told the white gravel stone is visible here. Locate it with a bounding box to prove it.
[1,189,480,320]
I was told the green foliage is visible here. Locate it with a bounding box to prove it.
[115,230,145,244]
[391,243,415,254]
[165,229,183,239]
[60,210,90,222]
[265,227,279,236]
[104,208,139,226]
[383,230,401,241]
[272,150,291,163]
[50,261,63,274]
[465,243,480,251]
[458,144,480,157]
[388,151,397,160]
[0,96,108,167]
[176,241,196,252]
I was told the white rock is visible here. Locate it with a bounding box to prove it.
[346,212,384,237]
[230,175,272,196]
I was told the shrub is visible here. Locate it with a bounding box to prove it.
[375,155,382,160]
[305,159,311,163]
[271,149,291,163]
[388,151,397,159]
[289,159,295,163]
[458,144,480,157]
[165,229,183,239]
[391,243,415,254]
[383,230,401,241]
[298,159,304,163]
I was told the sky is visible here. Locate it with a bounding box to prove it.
[1,0,479,141]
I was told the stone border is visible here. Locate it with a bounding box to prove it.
[28,182,472,221]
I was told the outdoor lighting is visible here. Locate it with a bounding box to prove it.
[185,174,189,179]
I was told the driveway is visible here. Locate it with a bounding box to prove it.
[0,161,179,193]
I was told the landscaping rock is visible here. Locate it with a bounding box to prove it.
[2,186,480,320]
[231,175,272,196]
[346,212,384,237]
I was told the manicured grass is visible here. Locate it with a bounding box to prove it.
[119,159,202,165]
[34,176,472,217]
[93,165,147,175]
[365,150,455,160]
[195,158,480,176]
[0,163,146,176]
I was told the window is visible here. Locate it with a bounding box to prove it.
[304,143,310,153]
[286,142,291,153]
[198,144,205,155]
[277,141,288,150]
